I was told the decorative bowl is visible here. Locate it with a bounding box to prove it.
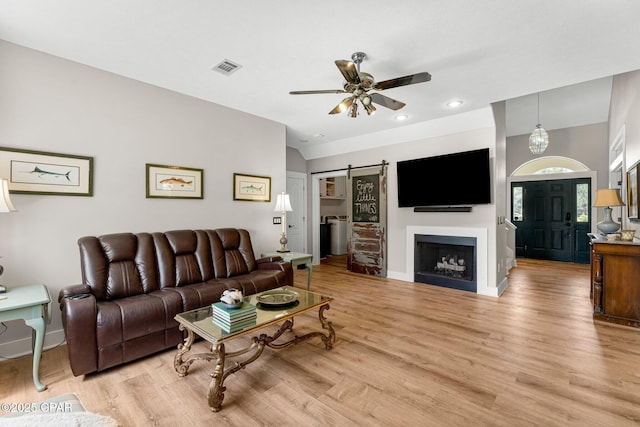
[220,301,244,309]
[220,288,244,308]
[621,229,636,242]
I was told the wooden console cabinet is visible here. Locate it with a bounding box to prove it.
[590,234,640,328]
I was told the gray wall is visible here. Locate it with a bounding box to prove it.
[286,146,307,173]
[306,127,499,288]
[0,41,287,355]
[506,122,609,190]
[609,69,640,233]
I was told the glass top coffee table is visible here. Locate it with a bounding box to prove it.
[174,286,335,412]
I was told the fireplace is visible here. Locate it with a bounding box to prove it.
[405,226,493,296]
[414,234,477,292]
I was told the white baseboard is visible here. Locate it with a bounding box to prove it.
[386,270,411,282]
[0,328,66,360]
[496,277,509,296]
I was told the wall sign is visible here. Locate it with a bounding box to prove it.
[352,174,379,223]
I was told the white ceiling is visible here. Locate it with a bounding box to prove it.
[1,1,638,159]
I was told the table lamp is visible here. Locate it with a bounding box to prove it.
[0,178,16,292]
[0,178,16,213]
[274,192,292,252]
[593,188,624,234]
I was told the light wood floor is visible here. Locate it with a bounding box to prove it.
[3,258,640,426]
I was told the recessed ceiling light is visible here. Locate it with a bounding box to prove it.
[313,133,325,138]
[446,100,464,108]
[395,114,409,121]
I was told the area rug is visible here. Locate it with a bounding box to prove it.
[0,411,119,427]
[0,393,119,427]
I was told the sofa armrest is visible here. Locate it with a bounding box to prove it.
[58,284,91,302]
[59,286,98,376]
[256,257,294,287]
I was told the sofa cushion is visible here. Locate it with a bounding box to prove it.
[95,290,182,347]
[207,229,258,278]
[214,270,290,296]
[79,233,159,300]
[153,230,216,288]
[166,230,204,285]
[165,282,228,312]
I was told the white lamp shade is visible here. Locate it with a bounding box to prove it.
[274,193,292,212]
[0,178,16,213]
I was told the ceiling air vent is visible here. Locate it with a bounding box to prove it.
[212,59,242,76]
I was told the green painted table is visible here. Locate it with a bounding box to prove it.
[261,252,313,290]
[0,284,51,391]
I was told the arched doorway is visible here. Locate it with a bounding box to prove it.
[508,156,596,264]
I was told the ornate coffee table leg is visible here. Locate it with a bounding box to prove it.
[263,304,335,351]
[174,326,196,376]
[318,304,336,350]
[208,343,226,412]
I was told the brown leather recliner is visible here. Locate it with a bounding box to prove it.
[59,228,293,376]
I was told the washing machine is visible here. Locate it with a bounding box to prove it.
[328,216,347,255]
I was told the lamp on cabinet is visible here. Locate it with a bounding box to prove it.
[593,188,625,234]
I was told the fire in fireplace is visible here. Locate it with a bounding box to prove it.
[414,234,477,292]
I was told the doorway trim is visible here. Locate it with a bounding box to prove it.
[286,171,307,253]
[311,170,348,265]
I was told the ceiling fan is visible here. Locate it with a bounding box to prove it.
[289,52,431,117]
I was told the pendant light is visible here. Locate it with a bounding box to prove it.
[529,92,549,154]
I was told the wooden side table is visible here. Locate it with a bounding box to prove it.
[0,284,51,391]
[261,252,313,290]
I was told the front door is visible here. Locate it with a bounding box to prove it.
[512,178,591,263]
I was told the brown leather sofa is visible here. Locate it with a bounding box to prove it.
[58,228,293,376]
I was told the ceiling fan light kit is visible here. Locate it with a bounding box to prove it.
[350,102,358,117]
[289,51,431,118]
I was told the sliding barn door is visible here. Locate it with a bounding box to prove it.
[346,165,387,276]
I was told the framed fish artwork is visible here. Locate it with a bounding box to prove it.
[146,164,203,199]
[233,173,271,202]
[0,146,93,196]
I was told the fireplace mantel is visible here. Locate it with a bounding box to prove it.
[406,226,494,296]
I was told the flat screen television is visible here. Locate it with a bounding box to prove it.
[396,148,491,208]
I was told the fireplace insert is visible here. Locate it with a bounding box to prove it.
[414,234,477,292]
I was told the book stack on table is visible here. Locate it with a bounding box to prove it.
[211,301,257,333]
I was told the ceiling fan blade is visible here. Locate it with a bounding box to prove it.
[374,72,431,91]
[329,97,354,114]
[370,93,406,110]
[289,89,347,95]
[335,60,361,85]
